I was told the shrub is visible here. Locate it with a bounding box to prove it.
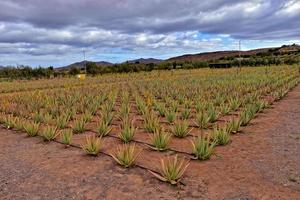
[191,136,215,160]
[149,155,189,185]
[150,128,171,151]
[60,129,73,145]
[42,126,58,141]
[111,144,139,168]
[81,135,102,156]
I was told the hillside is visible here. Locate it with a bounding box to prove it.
[168,44,300,62]
[56,61,113,71]
[126,58,163,64]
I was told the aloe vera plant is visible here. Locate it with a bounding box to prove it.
[172,120,191,138]
[150,128,171,151]
[195,111,210,129]
[60,129,73,145]
[111,144,139,168]
[166,110,176,124]
[24,121,40,137]
[72,117,86,133]
[119,120,135,143]
[212,127,230,145]
[42,126,58,141]
[149,155,189,185]
[192,136,215,160]
[81,135,102,156]
[143,111,160,133]
[96,120,111,137]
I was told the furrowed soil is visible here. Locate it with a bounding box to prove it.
[1,85,300,200]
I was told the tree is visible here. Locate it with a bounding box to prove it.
[69,67,80,75]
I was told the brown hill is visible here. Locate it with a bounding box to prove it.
[168,44,300,62]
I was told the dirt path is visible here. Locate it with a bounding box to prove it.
[1,85,300,200]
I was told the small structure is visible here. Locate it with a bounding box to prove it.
[76,74,86,80]
[209,63,231,68]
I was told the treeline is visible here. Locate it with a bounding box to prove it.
[0,53,299,79]
[83,61,209,75]
[228,56,299,67]
[0,66,54,79]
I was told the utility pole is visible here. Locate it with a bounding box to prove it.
[83,49,87,74]
[238,40,241,73]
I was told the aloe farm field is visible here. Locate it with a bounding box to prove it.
[0,66,300,199]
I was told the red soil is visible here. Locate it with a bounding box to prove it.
[1,86,300,199]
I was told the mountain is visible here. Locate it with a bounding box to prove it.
[168,44,300,62]
[125,58,163,64]
[56,44,299,71]
[56,60,113,70]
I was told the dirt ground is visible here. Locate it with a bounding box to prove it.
[1,85,300,200]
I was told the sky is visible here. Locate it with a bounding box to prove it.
[0,0,299,67]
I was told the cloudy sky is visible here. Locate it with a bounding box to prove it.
[0,0,299,67]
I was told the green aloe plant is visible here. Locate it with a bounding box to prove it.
[119,120,135,143]
[150,128,171,151]
[111,144,139,168]
[149,155,189,185]
[172,120,191,138]
[24,121,40,137]
[42,126,58,141]
[191,136,215,160]
[60,129,73,145]
[96,120,111,137]
[81,135,102,156]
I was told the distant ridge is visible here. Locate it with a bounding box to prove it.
[55,44,300,70]
[125,58,163,64]
[168,44,300,62]
[56,61,113,70]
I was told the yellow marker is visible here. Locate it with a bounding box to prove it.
[76,74,86,80]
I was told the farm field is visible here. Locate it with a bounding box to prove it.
[0,66,300,199]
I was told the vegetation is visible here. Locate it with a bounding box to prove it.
[149,155,189,185]
[81,135,102,156]
[150,128,171,151]
[0,65,298,184]
[191,136,216,160]
[24,122,40,137]
[119,120,135,143]
[60,129,73,145]
[42,126,58,141]
[111,144,139,168]
[171,120,191,138]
